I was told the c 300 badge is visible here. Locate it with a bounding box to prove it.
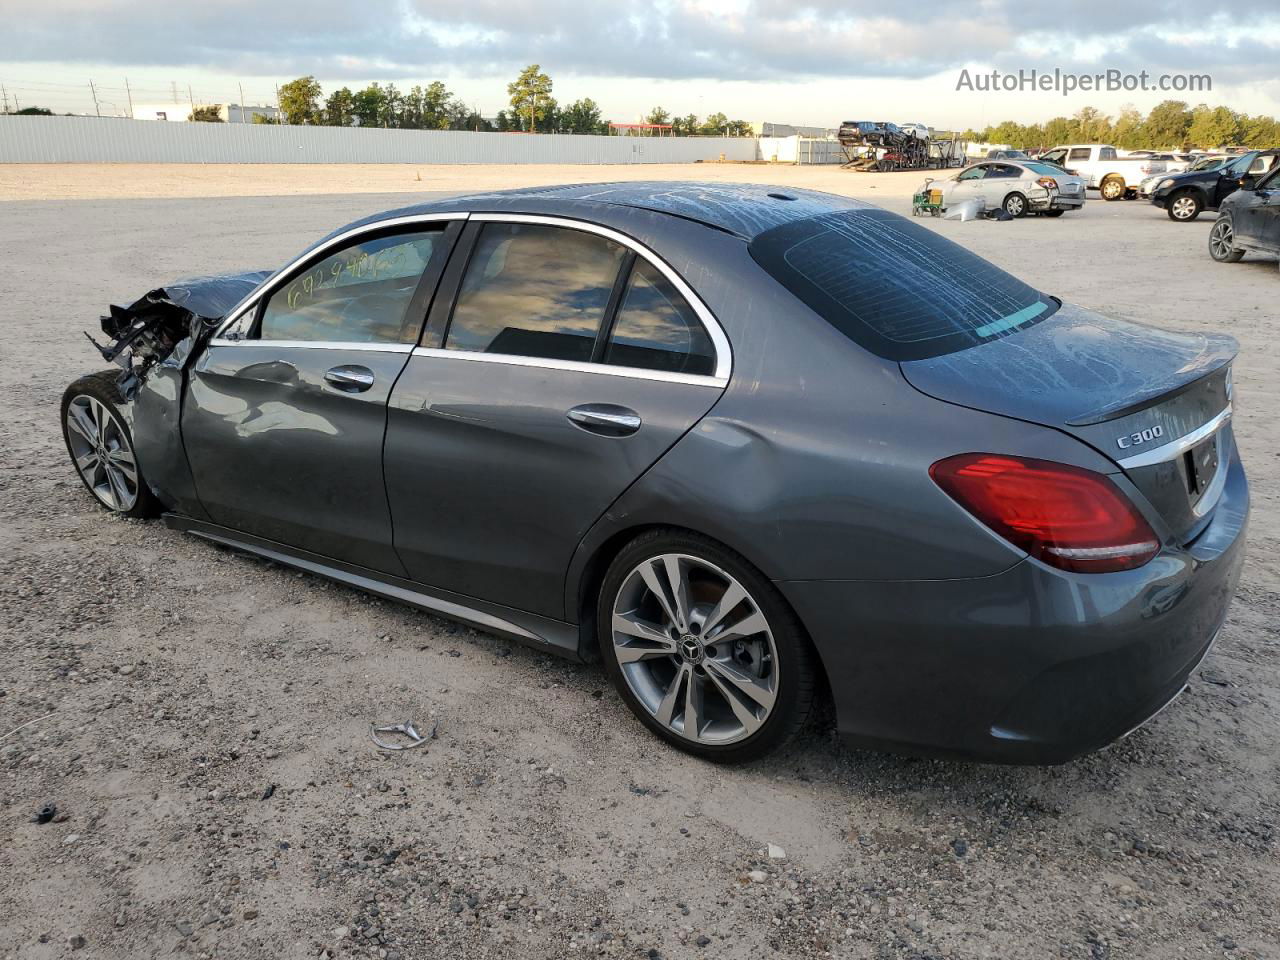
[1116,425,1165,450]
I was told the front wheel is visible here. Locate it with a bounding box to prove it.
[1208,216,1245,263]
[1167,191,1203,222]
[1002,192,1028,217]
[597,530,817,762]
[61,371,159,518]
[1100,176,1126,201]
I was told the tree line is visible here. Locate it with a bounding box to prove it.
[269,65,752,136]
[964,101,1280,151]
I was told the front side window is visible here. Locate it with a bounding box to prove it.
[445,223,626,362]
[749,209,1057,362]
[605,260,715,376]
[1068,147,1091,161]
[259,230,441,343]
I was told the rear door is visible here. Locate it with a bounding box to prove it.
[384,214,731,619]
[184,216,461,574]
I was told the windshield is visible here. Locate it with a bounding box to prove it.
[749,209,1058,361]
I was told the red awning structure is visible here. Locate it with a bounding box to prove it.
[608,122,674,137]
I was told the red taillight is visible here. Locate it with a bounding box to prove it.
[929,454,1159,573]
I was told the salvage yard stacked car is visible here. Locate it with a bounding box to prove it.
[63,183,1248,764]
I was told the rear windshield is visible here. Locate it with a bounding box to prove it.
[748,209,1058,361]
[1024,162,1065,176]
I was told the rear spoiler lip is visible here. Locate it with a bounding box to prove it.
[1065,334,1237,426]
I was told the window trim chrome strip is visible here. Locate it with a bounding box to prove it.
[212,212,471,340]
[208,339,414,353]
[1115,406,1232,469]
[409,347,726,387]
[468,212,733,381]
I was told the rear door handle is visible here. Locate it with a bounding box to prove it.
[324,364,375,393]
[566,403,642,437]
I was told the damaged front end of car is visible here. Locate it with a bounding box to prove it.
[81,271,270,516]
[85,272,270,401]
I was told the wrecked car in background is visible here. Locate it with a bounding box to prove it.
[1151,149,1280,222]
[923,160,1087,217]
[62,182,1248,765]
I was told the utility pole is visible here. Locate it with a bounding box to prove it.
[89,79,101,117]
[124,77,134,118]
[171,80,179,103]
[1,84,9,115]
[238,81,246,121]
[187,83,195,119]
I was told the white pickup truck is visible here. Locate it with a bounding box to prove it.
[1038,144,1168,201]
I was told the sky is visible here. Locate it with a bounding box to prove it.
[2,0,1279,129]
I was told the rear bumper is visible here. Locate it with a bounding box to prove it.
[778,449,1249,764]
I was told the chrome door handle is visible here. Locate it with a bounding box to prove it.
[324,365,375,393]
[566,403,642,437]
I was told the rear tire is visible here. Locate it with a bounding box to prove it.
[1002,192,1028,217]
[1041,209,1066,218]
[597,529,817,763]
[1167,191,1203,222]
[61,371,159,519]
[1100,176,1126,201]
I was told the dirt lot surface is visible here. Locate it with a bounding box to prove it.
[1,165,1277,960]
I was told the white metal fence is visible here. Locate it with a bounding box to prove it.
[0,116,759,164]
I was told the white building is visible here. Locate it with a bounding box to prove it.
[133,103,280,123]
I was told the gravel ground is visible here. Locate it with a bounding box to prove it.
[1,171,1278,960]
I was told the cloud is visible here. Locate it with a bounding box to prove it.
[4,0,1278,85]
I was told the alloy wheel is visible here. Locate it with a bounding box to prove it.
[65,395,139,512]
[1101,179,1124,200]
[1005,195,1025,216]
[610,553,778,746]
[1209,219,1234,260]
[1171,196,1198,220]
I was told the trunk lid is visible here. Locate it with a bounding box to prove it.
[901,304,1237,543]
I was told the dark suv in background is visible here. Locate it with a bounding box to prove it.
[1152,149,1280,221]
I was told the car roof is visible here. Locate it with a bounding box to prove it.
[341,181,872,242]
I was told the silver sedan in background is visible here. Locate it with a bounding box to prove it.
[928,160,1088,217]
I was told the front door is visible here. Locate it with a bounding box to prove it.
[183,221,457,574]
[384,216,730,619]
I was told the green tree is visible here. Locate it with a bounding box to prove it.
[188,105,223,122]
[1110,107,1143,149]
[14,105,54,115]
[352,84,387,128]
[1239,114,1280,147]
[1073,106,1111,143]
[1042,116,1074,147]
[671,113,699,136]
[508,64,554,132]
[278,75,322,125]
[378,83,403,128]
[700,112,729,136]
[1187,104,1239,149]
[324,87,355,127]
[251,112,279,124]
[561,98,604,135]
[644,106,671,127]
[1142,100,1192,149]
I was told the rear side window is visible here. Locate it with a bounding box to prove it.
[605,259,715,375]
[445,223,626,362]
[748,209,1058,361]
[259,230,440,343]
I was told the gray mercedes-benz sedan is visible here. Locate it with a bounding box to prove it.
[63,183,1248,764]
